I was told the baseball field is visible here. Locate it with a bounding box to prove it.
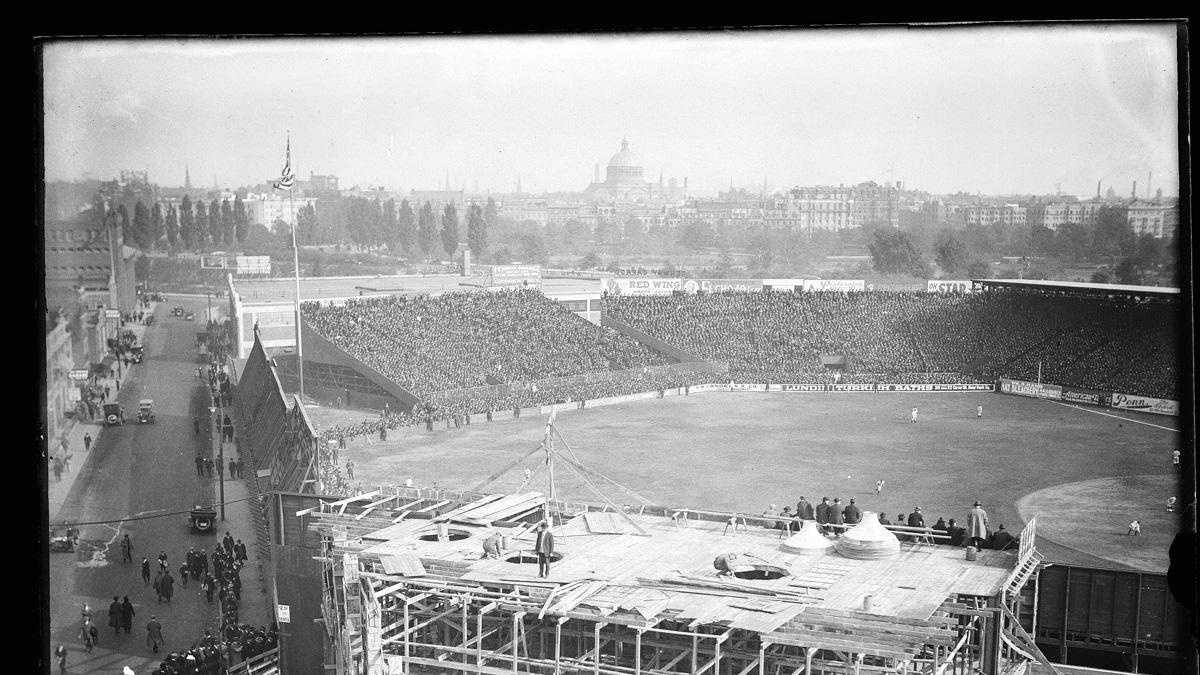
[341,390,1180,573]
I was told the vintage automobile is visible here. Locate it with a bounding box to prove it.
[129,345,145,364]
[144,314,155,326]
[189,506,218,534]
[136,399,156,424]
[184,311,196,321]
[103,402,125,426]
[172,306,184,316]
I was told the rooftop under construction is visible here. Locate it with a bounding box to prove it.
[303,419,1055,675]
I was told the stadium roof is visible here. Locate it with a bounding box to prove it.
[973,278,1180,298]
[231,273,601,305]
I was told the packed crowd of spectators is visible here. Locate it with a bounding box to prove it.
[301,288,1177,447]
[302,290,669,397]
[607,290,1180,399]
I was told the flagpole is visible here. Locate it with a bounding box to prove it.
[279,131,305,401]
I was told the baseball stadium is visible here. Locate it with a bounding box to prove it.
[224,271,1189,675]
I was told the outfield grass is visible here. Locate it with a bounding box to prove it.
[342,391,1180,571]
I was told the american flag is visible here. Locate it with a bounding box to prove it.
[272,135,295,191]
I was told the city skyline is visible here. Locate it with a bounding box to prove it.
[44,26,1180,198]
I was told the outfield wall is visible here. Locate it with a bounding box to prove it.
[998,378,1179,417]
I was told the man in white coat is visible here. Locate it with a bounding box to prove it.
[967,501,989,548]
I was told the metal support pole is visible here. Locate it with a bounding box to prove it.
[556,617,567,674]
[1061,567,1071,663]
[757,640,767,675]
[595,623,603,675]
[635,629,643,675]
[692,633,699,674]
[403,600,410,675]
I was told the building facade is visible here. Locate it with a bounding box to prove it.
[45,313,76,441]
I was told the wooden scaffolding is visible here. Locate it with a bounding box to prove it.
[305,487,1056,675]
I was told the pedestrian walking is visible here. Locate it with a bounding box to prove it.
[121,534,133,563]
[203,574,215,603]
[875,479,884,496]
[195,455,204,476]
[83,433,92,452]
[206,458,214,477]
[976,404,983,418]
[120,596,134,634]
[1173,449,1181,470]
[162,572,175,603]
[235,539,247,562]
[141,558,151,585]
[216,460,224,480]
[146,616,164,654]
[910,407,918,423]
[180,562,189,588]
[108,597,122,635]
[55,644,67,675]
[53,457,63,483]
[193,416,201,435]
[80,619,98,653]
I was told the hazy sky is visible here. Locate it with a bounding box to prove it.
[43,26,1180,198]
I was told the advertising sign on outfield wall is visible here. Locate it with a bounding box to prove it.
[801,279,866,292]
[926,280,973,293]
[602,277,681,296]
[879,383,994,392]
[1060,386,1108,407]
[999,378,1063,400]
[774,383,993,392]
[763,279,806,292]
[681,279,765,293]
[1110,392,1179,416]
[728,383,768,391]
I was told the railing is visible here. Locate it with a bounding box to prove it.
[226,646,279,675]
[424,360,729,406]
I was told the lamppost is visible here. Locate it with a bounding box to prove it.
[209,404,226,521]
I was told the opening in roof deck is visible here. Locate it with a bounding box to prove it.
[505,552,563,564]
[732,565,789,580]
[418,529,470,542]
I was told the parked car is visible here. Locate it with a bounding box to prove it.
[103,403,125,426]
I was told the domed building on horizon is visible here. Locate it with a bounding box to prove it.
[584,138,686,205]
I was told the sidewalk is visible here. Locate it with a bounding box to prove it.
[48,307,154,522]
[208,434,274,630]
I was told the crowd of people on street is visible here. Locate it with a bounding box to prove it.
[148,623,277,674]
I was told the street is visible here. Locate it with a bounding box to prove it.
[48,297,237,673]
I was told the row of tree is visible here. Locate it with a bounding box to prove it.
[94,194,250,251]
[296,197,496,261]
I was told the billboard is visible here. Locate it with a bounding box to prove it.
[489,264,542,289]
[774,382,992,392]
[927,280,972,293]
[234,256,272,275]
[602,277,682,296]
[1110,392,1179,416]
[878,383,994,392]
[999,378,1063,400]
[801,279,866,292]
[763,279,806,292]
[1060,386,1108,407]
[681,279,764,293]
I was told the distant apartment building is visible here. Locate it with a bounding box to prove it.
[46,312,75,441]
[949,202,1027,228]
[770,186,854,231]
[850,181,900,228]
[242,193,319,228]
[1126,198,1179,239]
